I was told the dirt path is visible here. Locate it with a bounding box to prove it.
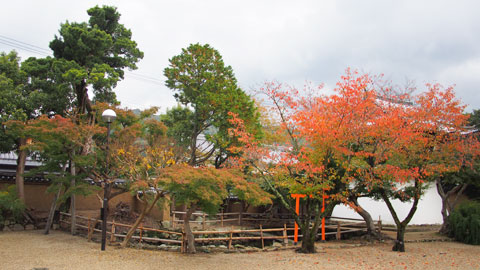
[1,230,479,270]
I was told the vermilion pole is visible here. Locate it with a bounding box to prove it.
[321,192,329,241]
[291,194,306,244]
[321,194,326,241]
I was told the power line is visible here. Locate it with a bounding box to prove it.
[0,34,164,86]
[127,75,163,85]
[127,71,163,82]
[126,72,163,85]
[0,35,51,53]
[0,38,50,56]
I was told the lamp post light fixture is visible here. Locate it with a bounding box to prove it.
[101,109,116,251]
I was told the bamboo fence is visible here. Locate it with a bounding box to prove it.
[59,211,372,253]
[170,210,378,233]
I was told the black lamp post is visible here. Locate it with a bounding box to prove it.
[101,109,116,251]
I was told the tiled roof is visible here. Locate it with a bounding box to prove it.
[0,169,49,183]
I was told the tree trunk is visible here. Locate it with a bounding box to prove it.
[44,164,68,234]
[380,181,421,252]
[44,187,61,235]
[298,200,329,253]
[188,126,198,166]
[351,196,378,237]
[121,193,163,248]
[121,202,148,248]
[183,205,197,253]
[439,211,449,234]
[392,224,406,252]
[241,201,250,213]
[300,226,316,253]
[299,200,316,253]
[70,160,76,235]
[436,179,467,235]
[436,179,449,234]
[76,80,90,115]
[15,138,27,203]
[214,153,228,169]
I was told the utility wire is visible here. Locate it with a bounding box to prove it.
[127,71,163,82]
[127,76,164,85]
[126,72,164,85]
[0,38,50,56]
[0,34,164,85]
[0,35,51,53]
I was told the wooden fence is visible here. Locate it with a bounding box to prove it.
[170,211,313,229]
[59,212,371,253]
[59,212,183,247]
[170,210,379,233]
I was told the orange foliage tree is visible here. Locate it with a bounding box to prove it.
[157,164,272,253]
[373,83,477,252]
[16,104,168,237]
[229,69,476,253]
[296,70,476,252]
[14,115,104,233]
[228,81,348,253]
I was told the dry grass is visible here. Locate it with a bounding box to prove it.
[1,230,479,270]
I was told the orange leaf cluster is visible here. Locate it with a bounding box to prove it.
[228,68,479,199]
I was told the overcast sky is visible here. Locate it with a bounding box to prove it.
[1,0,479,113]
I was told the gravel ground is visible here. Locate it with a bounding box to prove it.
[1,230,479,270]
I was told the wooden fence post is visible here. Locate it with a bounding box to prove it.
[283,223,288,246]
[172,212,176,229]
[86,215,91,241]
[221,212,224,227]
[173,212,177,229]
[110,220,116,243]
[260,224,264,249]
[377,217,382,234]
[336,222,341,240]
[238,212,242,226]
[228,227,233,249]
[181,229,185,253]
[202,212,206,230]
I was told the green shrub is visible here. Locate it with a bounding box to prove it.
[448,201,480,245]
[0,185,25,229]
